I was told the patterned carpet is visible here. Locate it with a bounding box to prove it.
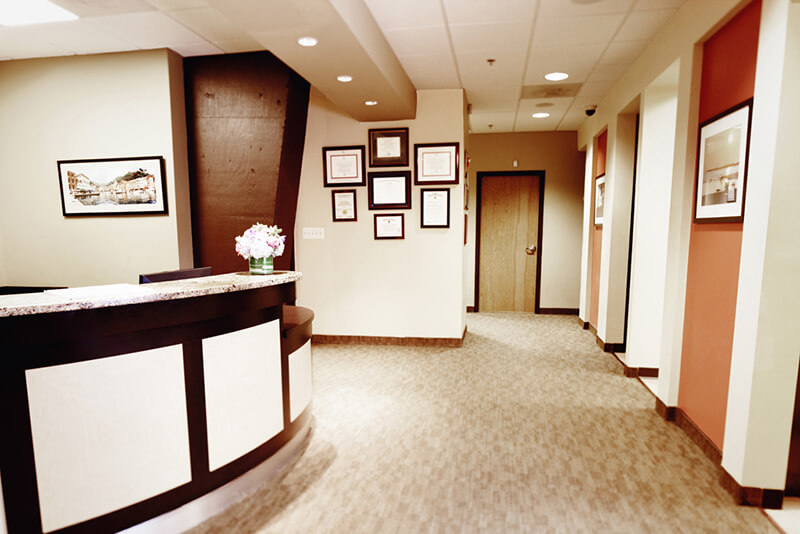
[189,313,777,533]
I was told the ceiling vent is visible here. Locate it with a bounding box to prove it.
[521,83,582,99]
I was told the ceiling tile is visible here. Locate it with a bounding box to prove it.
[212,37,264,53]
[1,20,136,56]
[633,0,686,10]
[383,27,450,57]
[557,111,586,131]
[538,0,635,17]
[165,7,245,42]
[466,87,520,112]
[397,54,460,89]
[145,0,209,9]
[615,9,676,41]
[457,51,525,86]
[85,12,208,48]
[577,80,615,97]
[533,13,626,46]
[601,39,648,63]
[0,28,67,58]
[169,42,223,56]
[515,106,565,132]
[449,22,530,54]
[363,0,444,30]
[443,0,538,25]
[517,96,573,114]
[468,112,516,134]
[56,0,156,17]
[586,62,630,83]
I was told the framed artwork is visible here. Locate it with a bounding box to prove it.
[322,145,366,187]
[374,213,404,240]
[368,171,411,210]
[368,127,408,167]
[420,188,450,228]
[594,174,605,226]
[57,156,167,216]
[414,142,459,185]
[694,99,753,223]
[331,189,357,222]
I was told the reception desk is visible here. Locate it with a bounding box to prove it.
[0,272,313,534]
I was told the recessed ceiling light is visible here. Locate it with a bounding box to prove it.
[337,75,353,83]
[365,100,378,106]
[544,72,569,81]
[297,36,318,47]
[532,112,550,119]
[0,0,78,26]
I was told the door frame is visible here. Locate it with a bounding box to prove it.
[474,171,545,313]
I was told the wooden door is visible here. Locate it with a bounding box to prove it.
[479,175,540,312]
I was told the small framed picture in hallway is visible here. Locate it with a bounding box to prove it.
[594,174,605,226]
[694,99,752,223]
[414,142,459,185]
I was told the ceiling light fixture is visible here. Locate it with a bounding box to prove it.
[365,100,378,106]
[297,36,318,47]
[532,112,550,119]
[337,75,353,83]
[544,72,569,81]
[0,0,78,26]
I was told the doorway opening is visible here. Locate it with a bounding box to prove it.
[474,171,545,313]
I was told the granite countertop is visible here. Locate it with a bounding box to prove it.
[0,271,302,317]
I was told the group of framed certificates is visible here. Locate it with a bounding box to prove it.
[322,128,458,240]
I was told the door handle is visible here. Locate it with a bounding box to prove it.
[525,245,536,255]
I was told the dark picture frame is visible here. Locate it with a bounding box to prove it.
[368,127,409,167]
[374,213,405,240]
[331,189,357,222]
[57,156,168,217]
[694,99,753,223]
[414,142,459,185]
[594,174,605,226]
[368,171,411,210]
[322,145,366,187]
[420,188,450,228]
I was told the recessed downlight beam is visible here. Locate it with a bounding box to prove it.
[297,36,318,47]
[544,72,569,81]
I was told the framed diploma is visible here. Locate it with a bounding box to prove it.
[368,128,409,167]
[414,142,459,185]
[331,189,357,222]
[368,171,411,210]
[322,145,366,187]
[374,213,404,240]
[420,188,450,228]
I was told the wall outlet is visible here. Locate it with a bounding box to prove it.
[302,227,325,239]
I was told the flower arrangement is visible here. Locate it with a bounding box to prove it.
[235,223,286,260]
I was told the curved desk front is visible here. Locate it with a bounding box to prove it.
[0,272,313,534]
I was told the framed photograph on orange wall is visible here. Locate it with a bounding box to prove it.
[694,99,753,223]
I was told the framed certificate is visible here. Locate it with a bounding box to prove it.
[368,128,409,167]
[368,171,411,210]
[331,189,357,222]
[414,142,459,185]
[594,175,605,226]
[374,213,404,240]
[420,188,450,228]
[322,145,366,187]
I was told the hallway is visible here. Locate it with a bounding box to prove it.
[190,313,776,533]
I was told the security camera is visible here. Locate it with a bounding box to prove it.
[585,105,597,117]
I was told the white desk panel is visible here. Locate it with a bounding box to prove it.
[289,340,313,422]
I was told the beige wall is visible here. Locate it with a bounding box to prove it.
[465,132,585,310]
[0,229,6,286]
[295,88,466,339]
[0,49,192,287]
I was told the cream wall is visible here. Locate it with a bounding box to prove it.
[295,88,466,339]
[625,61,680,370]
[0,49,192,287]
[465,132,584,310]
[0,229,6,286]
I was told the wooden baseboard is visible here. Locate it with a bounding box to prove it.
[719,468,784,509]
[652,399,783,509]
[466,306,475,313]
[637,367,659,378]
[313,327,466,348]
[538,307,578,315]
[588,323,597,335]
[576,317,589,329]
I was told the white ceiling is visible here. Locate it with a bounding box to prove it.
[0,0,686,132]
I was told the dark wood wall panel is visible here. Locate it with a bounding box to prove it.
[185,52,310,274]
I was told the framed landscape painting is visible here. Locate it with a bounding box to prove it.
[58,156,167,216]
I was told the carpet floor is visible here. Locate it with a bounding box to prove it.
[189,312,777,533]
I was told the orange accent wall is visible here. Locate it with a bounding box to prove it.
[590,130,607,328]
[678,0,761,449]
